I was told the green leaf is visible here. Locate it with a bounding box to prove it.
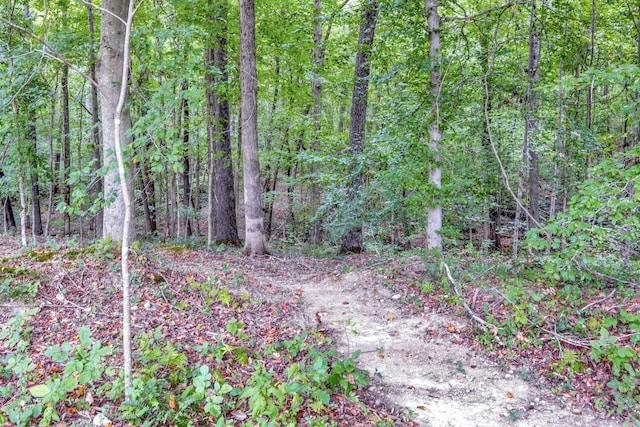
[29,384,50,398]
[78,326,91,348]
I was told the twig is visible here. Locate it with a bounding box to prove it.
[571,255,638,287]
[579,289,617,313]
[442,262,504,346]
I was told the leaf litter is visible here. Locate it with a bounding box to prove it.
[0,237,632,426]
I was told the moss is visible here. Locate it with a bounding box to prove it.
[24,249,56,262]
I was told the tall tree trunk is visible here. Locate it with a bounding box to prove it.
[28,111,43,237]
[98,0,134,243]
[310,0,325,244]
[206,6,239,246]
[240,0,268,255]
[425,0,442,252]
[526,0,541,230]
[181,82,193,237]
[340,0,378,254]
[87,0,103,239]
[62,63,71,236]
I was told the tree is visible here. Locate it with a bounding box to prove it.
[239,0,268,255]
[98,0,134,243]
[206,0,239,247]
[340,0,378,254]
[97,0,136,399]
[425,0,442,252]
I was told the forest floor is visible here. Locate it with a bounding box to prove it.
[0,236,634,426]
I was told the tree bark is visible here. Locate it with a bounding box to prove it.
[87,0,103,239]
[526,0,541,230]
[339,0,378,254]
[310,0,324,245]
[240,0,268,255]
[0,171,16,230]
[62,62,71,236]
[205,4,239,246]
[28,111,43,237]
[181,82,193,237]
[98,0,133,243]
[425,0,442,252]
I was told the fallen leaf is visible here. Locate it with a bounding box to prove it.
[230,410,248,421]
[169,394,177,410]
[506,391,513,398]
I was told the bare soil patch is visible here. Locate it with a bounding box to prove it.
[0,239,629,426]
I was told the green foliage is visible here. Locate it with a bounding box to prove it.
[526,145,640,286]
[104,324,370,426]
[1,319,114,427]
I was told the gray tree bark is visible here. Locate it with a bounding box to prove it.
[426,0,442,252]
[240,0,268,255]
[97,0,133,242]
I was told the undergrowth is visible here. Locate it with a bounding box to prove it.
[0,309,376,427]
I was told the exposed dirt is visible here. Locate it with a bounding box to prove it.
[244,255,624,427]
[0,237,630,426]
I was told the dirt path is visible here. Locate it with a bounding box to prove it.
[249,260,623,427]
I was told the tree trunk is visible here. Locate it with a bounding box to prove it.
[240,0,268,255]
[526,0,541,230]
[28,111,43,237]
[87,0,103,239]
[207,6,239,246]
[62,62,71,236]
[425,0,442,252]
[0,171,16,230]
[98,0,134,243]
[181,83,193,237]
[340,0,378,254]
[310,0,324,245]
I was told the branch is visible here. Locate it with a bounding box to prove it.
[579,289,617,313]
[571,255,638,288]
[0,17,98,88]
[442,1,524,22]
[480,9,552,244]
[442,262,505,346]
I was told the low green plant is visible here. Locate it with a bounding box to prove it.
[1,320,114,426]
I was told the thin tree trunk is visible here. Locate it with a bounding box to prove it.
[62,63,71,236]
[181,83,193,237]
[99,0,136,400]
[28,111,43,237]
[425,0,442,252]
[87,0,103,239]
[240,0,268,255]
[526,0,541,230]
[310,0,324,244]
[340,0,378,254]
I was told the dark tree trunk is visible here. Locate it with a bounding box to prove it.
[181,83,193,237]
[340,0,378,254]
[0,171,16,230]
[205,3,239,246]
[62,63,71,236]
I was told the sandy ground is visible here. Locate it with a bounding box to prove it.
[252,265,624,427]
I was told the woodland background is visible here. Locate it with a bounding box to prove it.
[1,0,640,425]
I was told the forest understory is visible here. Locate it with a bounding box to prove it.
[0,233,638,426]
